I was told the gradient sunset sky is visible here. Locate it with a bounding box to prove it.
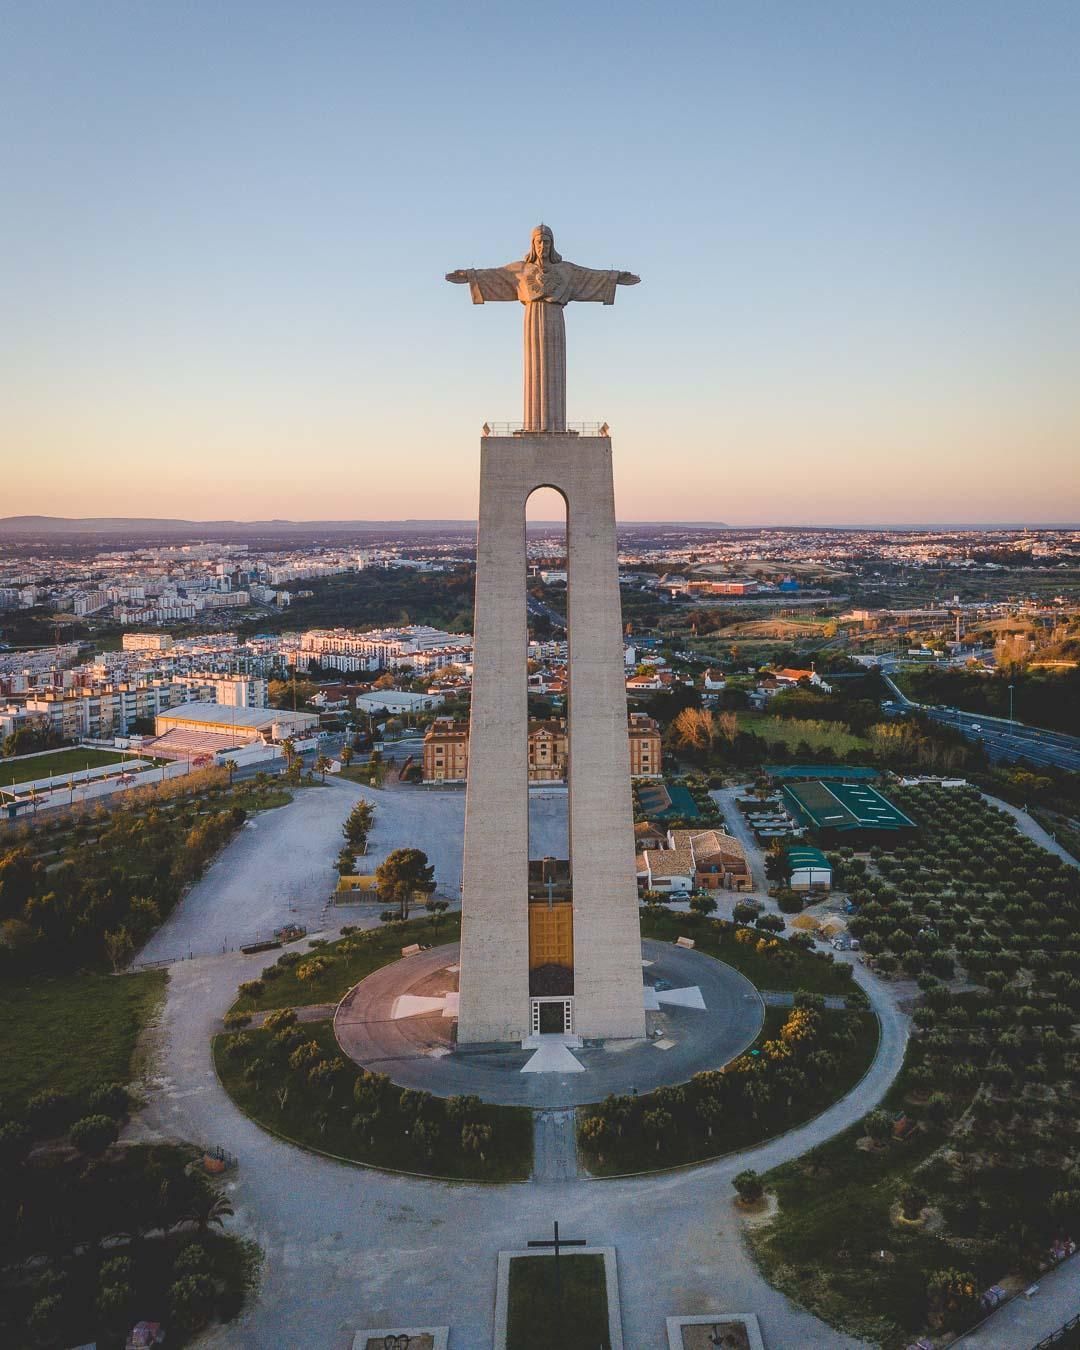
[2,1,1078,525]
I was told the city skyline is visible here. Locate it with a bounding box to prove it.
[3,2,1079,524]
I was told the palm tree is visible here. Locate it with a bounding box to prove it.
[182,1187,234,1234]
[223,758,238,787]
[315,754,331,781]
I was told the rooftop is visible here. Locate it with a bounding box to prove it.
[782,780,915,833]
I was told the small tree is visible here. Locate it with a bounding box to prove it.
[733,1169,763,1203]
[426,897,450,934]
[862,1109,892,1146]
[642,1107,673,1153]
[690,893,717,920]
[376,847,435,920]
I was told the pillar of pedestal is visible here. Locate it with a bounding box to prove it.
[456,434,645,1044]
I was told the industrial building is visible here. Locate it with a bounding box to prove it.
[781,780,915,842]
[148,702,317,761]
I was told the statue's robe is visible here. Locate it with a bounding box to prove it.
[465,261,620,432]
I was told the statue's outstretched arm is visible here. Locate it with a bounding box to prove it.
[445,270,469,283]
[617,271,640,286]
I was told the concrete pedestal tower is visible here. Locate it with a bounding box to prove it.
[447,226,646,1044]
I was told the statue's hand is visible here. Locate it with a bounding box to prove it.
[445,270,469,284]
[617,271,640,286]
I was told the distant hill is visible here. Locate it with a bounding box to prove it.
[0,515,731,535]
[0,516,478,535]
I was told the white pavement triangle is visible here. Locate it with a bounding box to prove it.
[520,1035,586,1074]
[643,984,707,1012]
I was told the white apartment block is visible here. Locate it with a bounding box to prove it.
[298,625,472,673]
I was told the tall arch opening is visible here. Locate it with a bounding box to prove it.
[525,486,572,1026]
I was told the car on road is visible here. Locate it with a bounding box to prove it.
[970,723,982,731]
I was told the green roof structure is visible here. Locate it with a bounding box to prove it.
[782,780,915,836]
[786,845,832,870]
[766,765,880,782]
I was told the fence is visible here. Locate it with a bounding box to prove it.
[1033,1314,1080,1350]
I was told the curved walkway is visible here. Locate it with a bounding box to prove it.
[982,791,1079,870]
[133,791,909,1349]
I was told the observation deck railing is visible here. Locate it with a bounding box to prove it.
[481,421,610,437]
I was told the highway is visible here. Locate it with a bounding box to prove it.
[881,671,1080,772]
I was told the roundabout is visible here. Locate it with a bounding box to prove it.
[332,938,765,1109]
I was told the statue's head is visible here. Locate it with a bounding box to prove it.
[525,224,561,265]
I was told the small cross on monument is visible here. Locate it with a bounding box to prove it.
[526,1220,588,1344]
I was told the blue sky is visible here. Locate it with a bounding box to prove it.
[2,1,1078,523]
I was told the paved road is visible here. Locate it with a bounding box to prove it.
[532,1110,579,1182]
[953,1251,1080,1348]
[922,706,1080,773]
[132,789,913,1349]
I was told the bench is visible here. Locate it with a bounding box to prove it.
[675,936,696,950]
[401,943,424,957]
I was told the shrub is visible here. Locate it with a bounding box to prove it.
[277,950,302,967]
[0,1120,30,1166]
[733,1169,764,1202]
[238,979,265,998]
[223,1009,252,1029]
[100,1256,133,1283]
[173,1242,211,1276]
[263,1007,298,1032]
[296,957,332,981]
[69,1114,119,1154]
[755,913,785,933]
[170,1272,216,1332]
[862,1109,892,1144]
[26,1089,76,1138]
[87,1082,130,1119]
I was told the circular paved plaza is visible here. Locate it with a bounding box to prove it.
[333,937,765,1107]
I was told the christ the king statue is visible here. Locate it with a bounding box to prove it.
[446,224,639,434]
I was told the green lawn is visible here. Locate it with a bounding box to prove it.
[507,1254,610,1350]
[0,969,166,1110]
[214,1019,532,1181]
[0,746,145,787]
[640,908,855,994]
[232,914,462,1012]
[738,713,870,755]
[750,1061,951,1349]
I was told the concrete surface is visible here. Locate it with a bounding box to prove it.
[333,939,765,1108]
[136,780,569,963]
[132,789,913,1350]
[458,434,645,1043]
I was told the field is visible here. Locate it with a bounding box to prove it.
[0,969,166,1111]
[750,785,1080,1347]
[737,712,870,755]
[506,1255,609,1350]
[0,746,140,786]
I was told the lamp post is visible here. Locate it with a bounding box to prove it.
[1008,683,1015,725]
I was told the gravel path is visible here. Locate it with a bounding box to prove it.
[132,789,913,1349]
[981,791,1080,870]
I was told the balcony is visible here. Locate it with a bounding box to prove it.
[481,421,610,437]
